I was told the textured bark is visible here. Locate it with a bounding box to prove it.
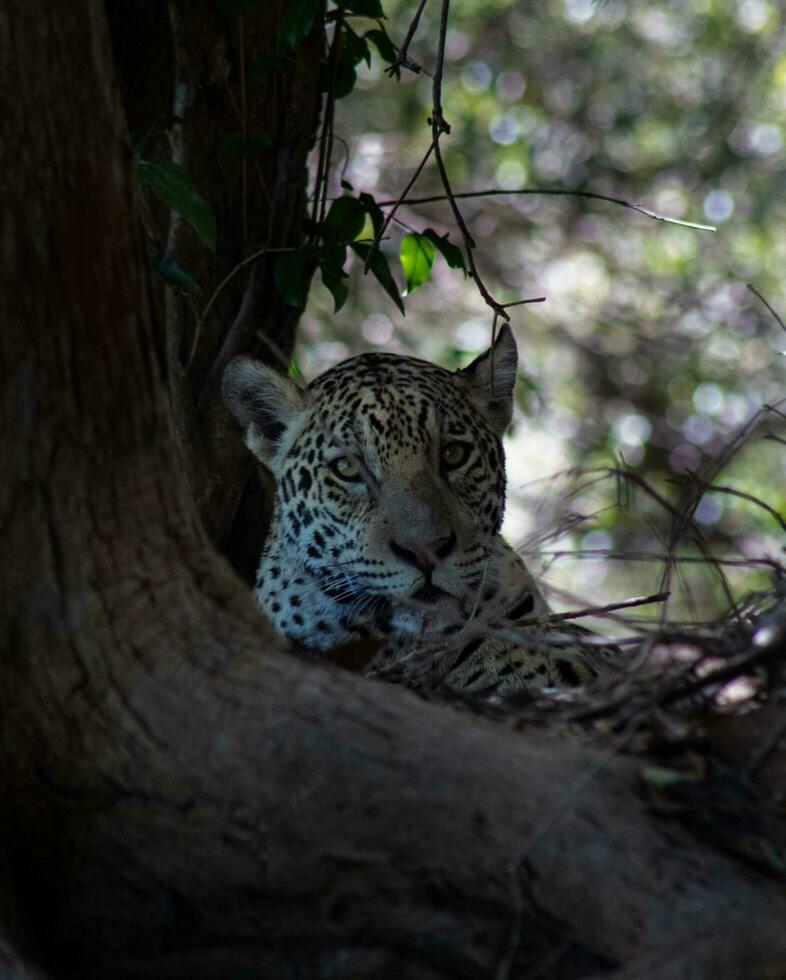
[103,0,323,556]
[162,0,323,551]
[2,3,786,980]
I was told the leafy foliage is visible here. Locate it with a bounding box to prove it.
[350,243,405,313]
[301,0,786,621]
[321,196,368,244]
[422,228,466,273]
[399,233,435,294]
[319,245,350,312]
[132,0,786,620]
[365,27,397,65]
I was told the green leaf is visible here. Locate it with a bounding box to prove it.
[365,27,397,64]
[280,0,321,49]
[274,246,316,308]
[319,25,371,99]
[343,0,385,17]
[217,130,272,158]
[351,242,405,315]
[341,24,372,68]
[136,159,216,251]
[319,245,350,313]
[359,192,384,240]
[321,196,367,244]
[399,233,435,295]
[322,274,349,313]
[422,228,466,273]
[152,256,200,294]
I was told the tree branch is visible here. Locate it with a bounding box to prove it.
[385,0,429,77]
[377,187,718,231]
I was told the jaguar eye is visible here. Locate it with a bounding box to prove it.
[441,442,470,469]
[330,456,363,481]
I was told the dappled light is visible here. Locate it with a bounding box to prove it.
[297,0,786,633]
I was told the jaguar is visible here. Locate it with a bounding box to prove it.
[223,325,615,695]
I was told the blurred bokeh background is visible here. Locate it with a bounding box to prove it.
[298,0,785,630]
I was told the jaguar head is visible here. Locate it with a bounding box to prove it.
[223,326,519,622]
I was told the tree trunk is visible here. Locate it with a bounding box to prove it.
[103,0,323,562]
[2,3,786,979]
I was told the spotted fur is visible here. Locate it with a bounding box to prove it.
[223,326,615,694]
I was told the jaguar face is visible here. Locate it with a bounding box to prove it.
[280,358,509,607]
[223,326,519,618]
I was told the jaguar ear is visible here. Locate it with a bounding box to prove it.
[222,356,308,465]
[457,324,518,435]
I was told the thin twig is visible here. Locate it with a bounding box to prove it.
[371,0,510,316]
[748,283,786,334]
[612,461,740,622]
[430,0,450,135]
[318,59,341,227]
[334,132,352,186]
[198,258,264,405]
[310,22,342,232]
[503,297,546,308]
[671,477,786,536]
[432,138,509,318]
[660,401,786,621]
[427,0,510,318]
[385,0,429,76]
[376,187,717,231]
[189,245,295,365]
[516,591,671,628]
[539,582,674,633]
[527,549,782,570]
[364,140,436,272]
[764,402,786,421]
[373,0,526,315]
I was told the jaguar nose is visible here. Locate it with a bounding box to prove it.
[389,532,456,572]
